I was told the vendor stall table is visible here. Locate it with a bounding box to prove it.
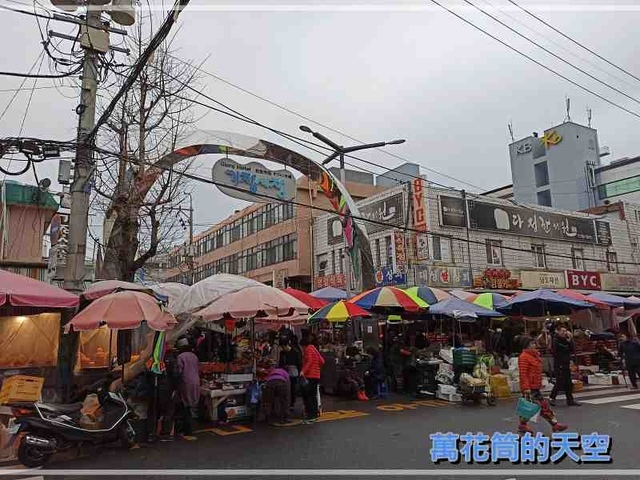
[200,387,247,422]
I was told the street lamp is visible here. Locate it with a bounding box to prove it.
[299,125,406,296]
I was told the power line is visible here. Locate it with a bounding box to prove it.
[166,53,486,191]
[464,0,640,107]
[0,65,81,79]
[429,0,640,121]
[507,0,640,85]
[0,50,46,123]
[90,143,636,268]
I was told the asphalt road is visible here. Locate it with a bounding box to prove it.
[4,386,640,480]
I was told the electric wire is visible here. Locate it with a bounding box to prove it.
[507,0,640,85]
[429,0,640,121]
[463,0,640,107]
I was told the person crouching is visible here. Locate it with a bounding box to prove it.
[262,361,291,426]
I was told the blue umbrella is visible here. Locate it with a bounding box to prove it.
[588,292,640,309]
[428,297,504,320]
[498,289,593,316]
[310,286,350,301]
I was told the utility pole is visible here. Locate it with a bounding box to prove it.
[299,126,405,296]
[63,7,102,292]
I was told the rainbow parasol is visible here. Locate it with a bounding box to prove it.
[351,286,427,312]
[308,300,371,323]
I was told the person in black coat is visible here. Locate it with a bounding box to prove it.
[365,346,386,398]
[279,336,303,408]
[550,326,580,406]
[619,334,640,389]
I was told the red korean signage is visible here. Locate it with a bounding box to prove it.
[313,273,346,289]
[565,270,601,291]
[412,178,427,232]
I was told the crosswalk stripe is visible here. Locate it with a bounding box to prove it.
[582,393,640,405]
[557,387,631,400]
[621,404,640,410]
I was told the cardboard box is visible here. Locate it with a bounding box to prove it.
[437,384,457,395]
[436,392,462,403]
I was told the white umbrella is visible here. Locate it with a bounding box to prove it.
[150,282,190,312]
[173,274,263,315]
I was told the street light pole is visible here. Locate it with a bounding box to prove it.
[299,126,405,296]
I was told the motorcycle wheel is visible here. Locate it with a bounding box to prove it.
[119,422,135,450]
[18,440,53,468]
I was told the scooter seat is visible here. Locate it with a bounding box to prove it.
[37,402,84,413]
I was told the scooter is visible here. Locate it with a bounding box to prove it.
[8,377,135,468]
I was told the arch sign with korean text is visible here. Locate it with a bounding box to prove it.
[132,131,376,291]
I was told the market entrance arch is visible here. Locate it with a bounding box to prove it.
[135,131,375,291]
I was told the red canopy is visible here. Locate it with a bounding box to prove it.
[556,289,611,310]
[0,269,78,308]
[282,288,328,310]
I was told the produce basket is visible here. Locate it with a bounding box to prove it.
[0,376,44,404]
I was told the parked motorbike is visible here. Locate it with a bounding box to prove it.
[8,377,135,468]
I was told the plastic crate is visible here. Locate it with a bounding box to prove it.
[0,376,44,404]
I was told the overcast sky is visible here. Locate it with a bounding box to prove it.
[2,0,640,253]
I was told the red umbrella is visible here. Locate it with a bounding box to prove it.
[0,269,78,308]
[556,289,611,310]
[282,288,328,310]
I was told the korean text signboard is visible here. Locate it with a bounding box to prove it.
[601,273,640,292]
[393,231,407,272]
[440,195,609,245]
[212,158,296,203]
[374,267,407,287]
[415,265,472,288]
[358,193,404,234]
[314,273,346,289]
[520,271,566,289]
[565,270,601,290]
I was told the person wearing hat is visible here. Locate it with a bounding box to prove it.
[175,337,200,440]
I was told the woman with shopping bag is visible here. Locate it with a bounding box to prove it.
[517,336,567,434]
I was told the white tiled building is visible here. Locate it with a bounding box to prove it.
[313,182,640,295]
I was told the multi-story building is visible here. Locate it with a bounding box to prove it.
[314,182,640,295]
[0,181,59,281]
[163,173,387,289]
[504,121,640,209]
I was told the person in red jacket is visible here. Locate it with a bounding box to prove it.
[518,336,567,434]
[300,334,325,423]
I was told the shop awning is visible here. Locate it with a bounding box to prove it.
[0,268,78,308]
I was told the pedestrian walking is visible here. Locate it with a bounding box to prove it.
[549,326,581,406]
[619,333,640,389]
[175,337,200,440]
[300,334,325,423]
[518,336,567,434]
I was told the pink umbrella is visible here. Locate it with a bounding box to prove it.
[83,280,154,301]
[0,269,78,308]
[556,289,611,310]
[68,291,177,331]
[195,285,309,321]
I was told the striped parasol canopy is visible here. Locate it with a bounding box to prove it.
[308,301,371,323]
[351,286,427,312]
[282,288,328,310]
[473,292,510,310]
[404,286,451,306]
[450,290,478,302]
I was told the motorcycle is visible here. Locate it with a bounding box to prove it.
[8,377,135,468]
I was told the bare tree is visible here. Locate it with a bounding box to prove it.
[93,32,200,282]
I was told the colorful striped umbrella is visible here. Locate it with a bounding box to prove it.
[473,292,509,310]
[404,286,450,306]
[282,288,328,310]
[308,300,371,323]
[450,290,478,302]
[351,286,427,312]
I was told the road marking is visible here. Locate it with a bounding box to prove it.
[315,409,369,423]
[621,403,640,410]
[556,387,631,399]
[376,400,450,412]
[195,424,253,436]
[582,393,640,405]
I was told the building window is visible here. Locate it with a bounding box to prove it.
[338,248,344,274]
[374,239,381,268]
[317,253,328,276]
[597,175,640,200]
[486,239,503,266]
[531,244,546,268]
[431,236,442,261]
[537,189,552,207]
[572,248,585,270]
[607,251,618,273]
[534,161,550,187]
[635,210,640,223]
[331,250,336,274]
